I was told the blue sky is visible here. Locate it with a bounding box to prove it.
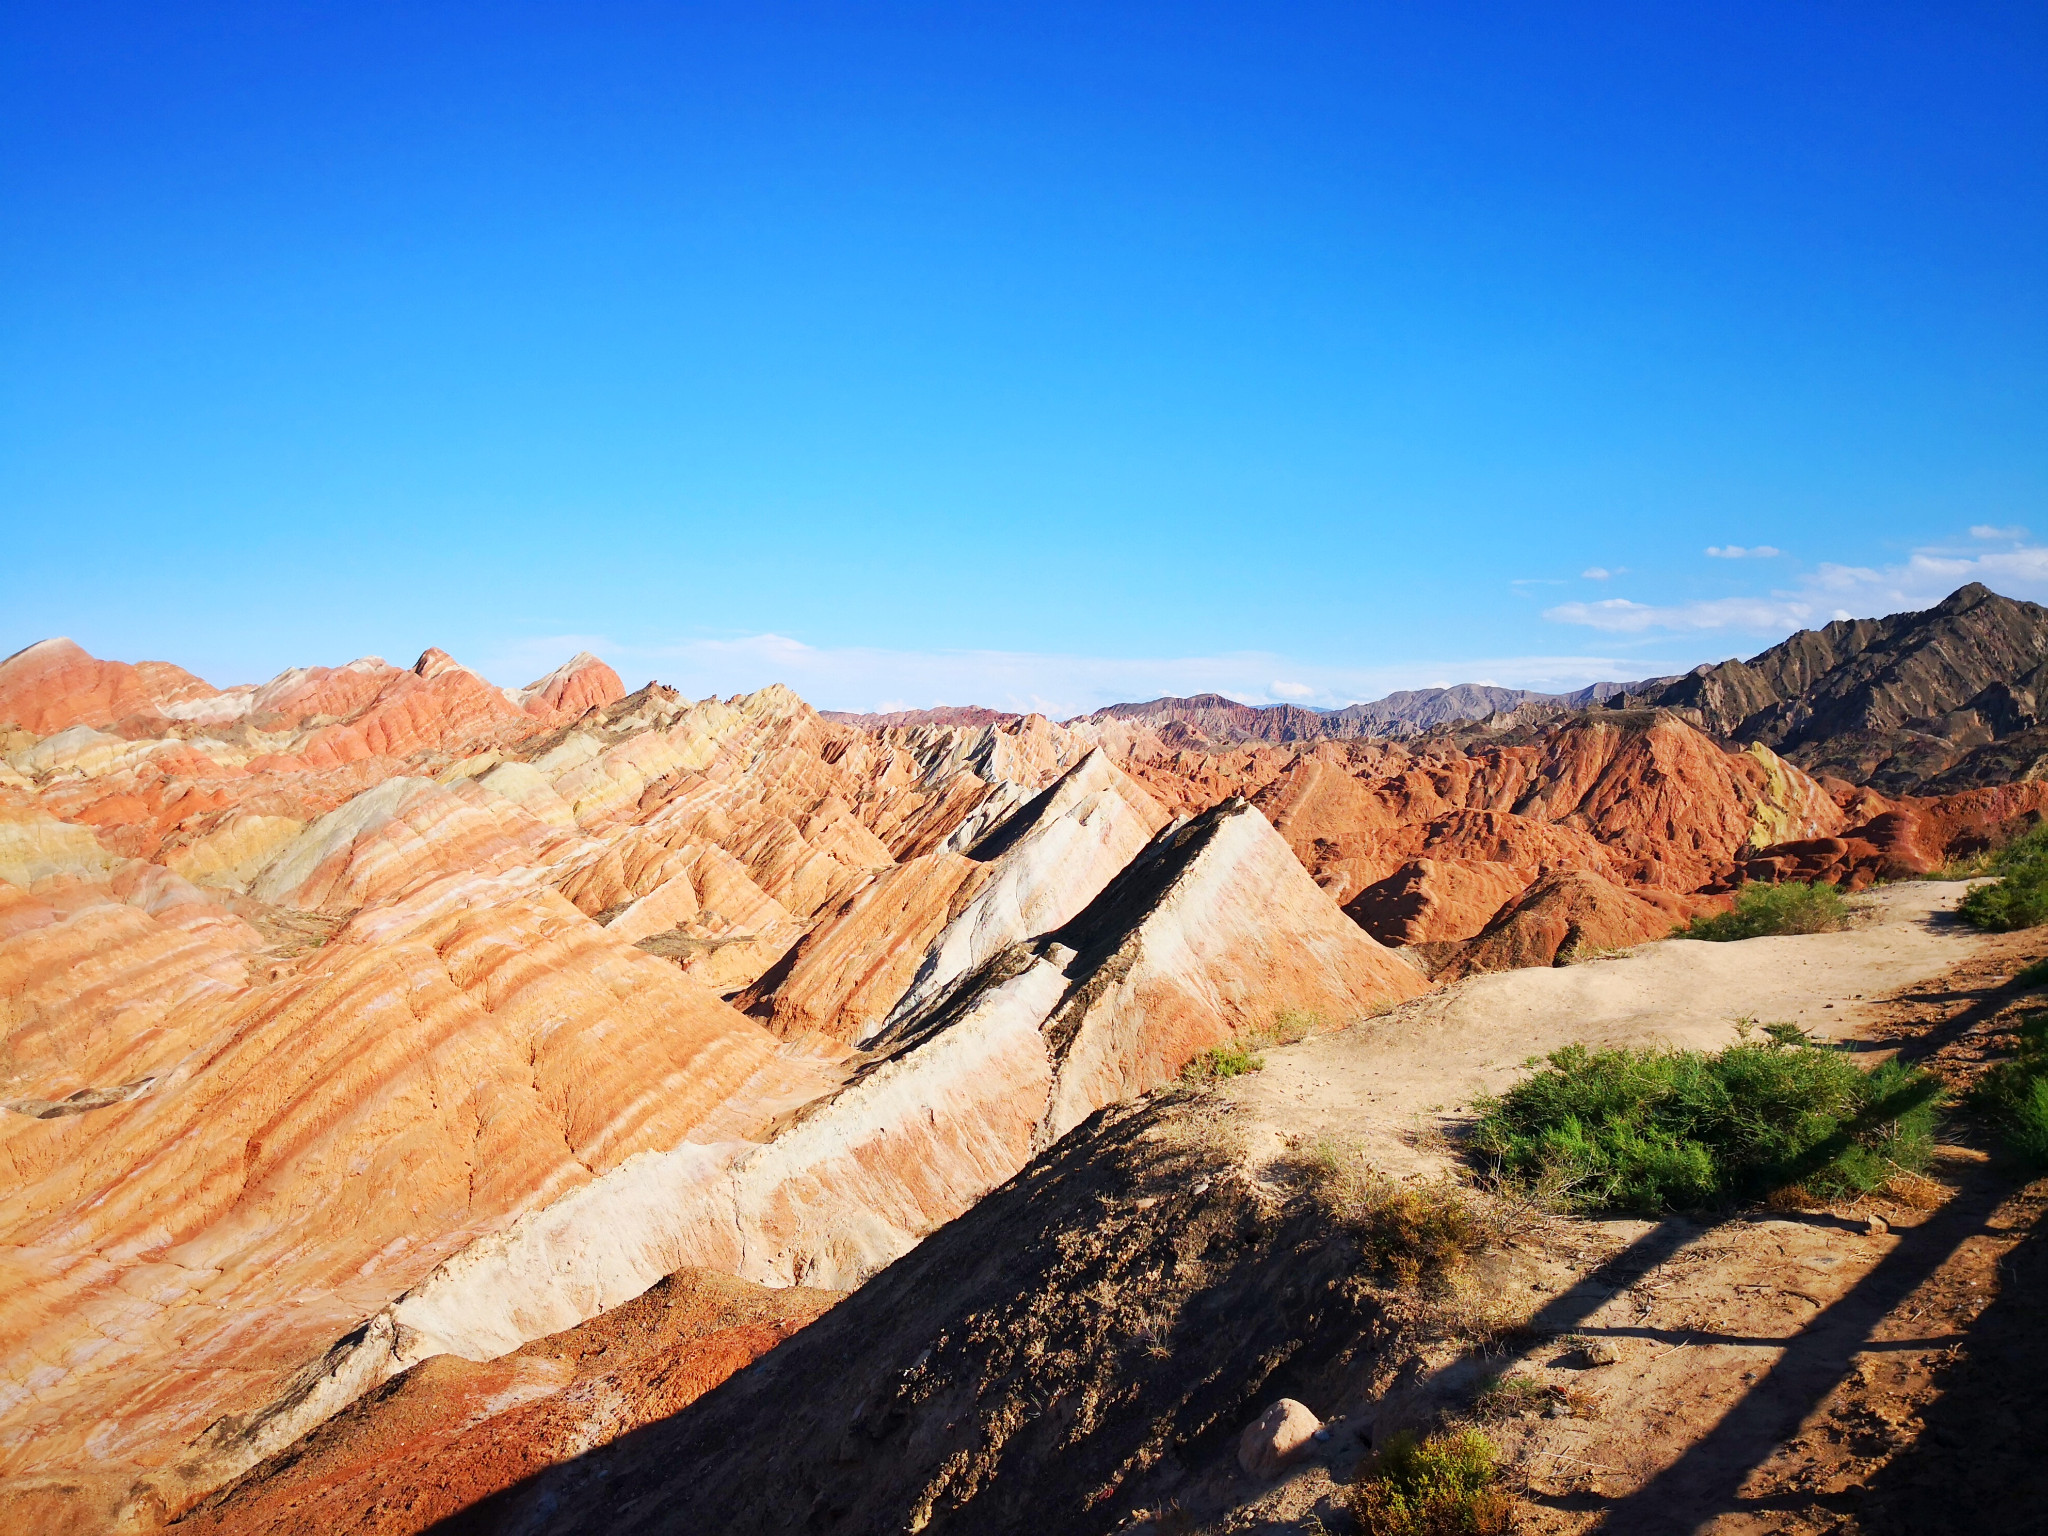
[5,2,2045,715]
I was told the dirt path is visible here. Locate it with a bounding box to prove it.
[1229,880,1993,1180]
[1178,883,2048,1535]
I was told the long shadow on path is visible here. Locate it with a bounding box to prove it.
[1850,1178,2048,1536]
[1591,1170,2015,1534]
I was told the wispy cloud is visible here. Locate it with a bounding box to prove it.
[1546,536,2048,637]
[1705,545,1781,559]
[1972,524,2028,541]
[1541,595,1825,634]
[471,633,1646,718]
[1582,567,1612,580]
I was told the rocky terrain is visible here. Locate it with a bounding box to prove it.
[1576,583,2048,793]
[4,583,2048,1534]
[857,586,2048,789]
[0,636,1431,1531]
[186,884,2048,1536]
[1065,682,1663,745]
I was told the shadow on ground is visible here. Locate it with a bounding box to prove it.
[1850,1175,2048,1536]
[1576,1168,2015,1533]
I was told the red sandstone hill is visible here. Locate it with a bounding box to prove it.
[3,622,2047,1534]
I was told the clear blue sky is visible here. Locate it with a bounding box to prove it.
[5,2,2045,714]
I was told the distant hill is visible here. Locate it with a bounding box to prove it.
[822,584,2048,791]
[828,681,1684,745]
[821,705,1024,729]
[1063,678,1682,744]
[1621,582,2048,792]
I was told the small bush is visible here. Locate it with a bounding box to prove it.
[1972,1012,2048,1167]
[1473,1371,1595,1424]
[1351,1428,1514,1536]
[1472,1373,1550,1422]
[1266,1007,1326,1045]
[1682,881,1848,942]
[1959,826,2048,931]
[1180,1042,1264,1083]
[1293,1140,1487,1289]
[1472,1036,1943,1214]
[1927,847,2002,880]
[2015,958,2048,989]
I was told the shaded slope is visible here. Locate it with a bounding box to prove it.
[419,1095,1383,1536]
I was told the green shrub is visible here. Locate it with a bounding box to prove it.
[2015,957,2048,989]
[1472,1036,1943,1214]
[1180,1042,1264,1083]
[1682,881,1848,941]
[1959,826,2048,931]
[1972,1012,2048,1167]
[1351,1428,1514,1536]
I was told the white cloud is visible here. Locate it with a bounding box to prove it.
[1972,524,2028,541]
[1546,537,2048,638]
[1705,545,1781,559]
[471,633,1649,719]
[1582,567,1611,580]
[1542,595,1814,634]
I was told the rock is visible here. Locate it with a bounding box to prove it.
[1862,1213,1890,1236]
[1445,869,1682,978]
[0,637,215,734]
[1583,1338,1621,1367]
[1345,857,1533,946]
[1237,1398,1321,1479]
[511,650,627,718]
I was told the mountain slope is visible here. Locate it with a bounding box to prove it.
[1632,583,2048,790]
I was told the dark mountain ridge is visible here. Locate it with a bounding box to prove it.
[1623,582,2048,792]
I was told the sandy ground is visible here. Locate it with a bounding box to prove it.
[1229,880,1991,1179]
[1169,880,2048,1535]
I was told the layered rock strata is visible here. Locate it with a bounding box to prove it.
[8,620,2048,1532]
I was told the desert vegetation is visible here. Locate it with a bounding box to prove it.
[1681,879,1849,941]
[1180,1042,1266,1082]
[1471,1029,1942,1213]
[1957,823,2048,931]
[1178,1010,1336,1083]
[1972,1011,2048,1166]
[1349,1427,1513,1536]
[1289,1138,1488,1289]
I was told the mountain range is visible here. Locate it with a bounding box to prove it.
[830,584,2048,793]
[3,582,2048,1533]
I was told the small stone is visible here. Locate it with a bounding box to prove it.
[1237,1398,1322,1479]
[1862,1214,1890,1236]
[1583,1338,1621,1367]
